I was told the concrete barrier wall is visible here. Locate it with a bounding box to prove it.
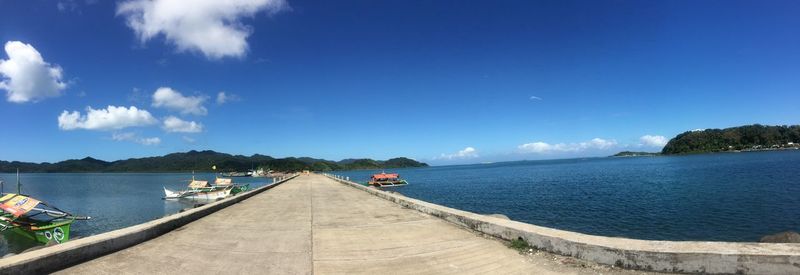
[0,174,299,275]
[325,174,800,275]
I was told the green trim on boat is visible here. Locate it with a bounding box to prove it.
[2,218,74,245]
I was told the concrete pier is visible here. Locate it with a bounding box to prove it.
[8,173,797,274]
[55,174,561,274]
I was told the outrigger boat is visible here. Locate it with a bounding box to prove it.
[0,174,90,245]
[212,177,249,195]
[367,172,408,187]
[163,177,233,200]
[211,165,251,193]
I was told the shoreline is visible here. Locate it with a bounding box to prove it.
[3,148,799,174]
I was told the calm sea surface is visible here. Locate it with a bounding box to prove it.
[0,173,271,255]
[1,151,798,255]
[335,150,800,243]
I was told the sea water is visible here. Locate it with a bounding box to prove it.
[335,150,800,242]
[0,173,270,255]
[1,151,798,256]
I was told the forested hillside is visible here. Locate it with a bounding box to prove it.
[662,125,800,154]
[0,150,428,173]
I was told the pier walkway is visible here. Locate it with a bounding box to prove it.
[57,174,581,274]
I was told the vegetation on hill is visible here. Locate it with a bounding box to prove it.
[0,150,428,173]
[662,124,800,154]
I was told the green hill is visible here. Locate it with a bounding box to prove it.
[662,124,800,154]
[0,150,428,173]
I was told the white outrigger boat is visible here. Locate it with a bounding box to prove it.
[163,178,233,201]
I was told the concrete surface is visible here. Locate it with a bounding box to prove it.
[326,174,800,274]
[53,174,625,275]
[0,175,297,275]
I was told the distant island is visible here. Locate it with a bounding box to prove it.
[662,124,800,154]
[0,150,428,173]
[609,124,800,157]
[612,151,661,157]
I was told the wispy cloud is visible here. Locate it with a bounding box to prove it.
[0,41,67,103]
[57,0,97,13]
[435,147,478,160]
[182,136,196,143]
[216,91,240,105]
[529,95,542,100]
[58,105,157,131]
[57,1,78,13]
[127,87,148,103]
[111,132,161,146]
[117,0,289,59]
[518,138,617,154]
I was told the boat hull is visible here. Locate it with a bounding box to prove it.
[164,187,232,200]
[2,220,73,245]
[231,184,250,195]
[368,180,409,187]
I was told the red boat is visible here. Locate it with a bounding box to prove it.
[368,172,408,187]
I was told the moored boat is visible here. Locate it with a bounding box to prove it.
[251,168,271,177]
[0,193,90,245]
[164,178,233,200]
[213,177,250,195]
[367,172,408,187]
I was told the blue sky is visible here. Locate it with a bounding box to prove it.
[1,0,799,165]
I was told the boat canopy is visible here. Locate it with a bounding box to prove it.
[188,180,210,189]
[215,178,232,186]
[371,173,399,180]
[0,194,41,217]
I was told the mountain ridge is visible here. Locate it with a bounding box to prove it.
[0,150,428,173]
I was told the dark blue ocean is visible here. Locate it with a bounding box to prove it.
[1,151,798,255]
[335,150,800,242]
[0,173,271,255]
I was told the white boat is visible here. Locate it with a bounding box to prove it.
[251,168,272,177]
[164,179,233,200]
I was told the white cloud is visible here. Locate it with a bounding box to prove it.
[584,138,617,149]
[117,0,288,59]
[518,138,618,154]
[58,105,158,130]
[436,147,479,160]
[162,116,203,133]
[0,41,67,103]
[529,95,542,100]
[151,87,208,115]
[518,142,557,153]
[139,137,161,145]
[216,92,228,104]
[639,135,668,147]
[216,91,240,104]
[112,132,161,145]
